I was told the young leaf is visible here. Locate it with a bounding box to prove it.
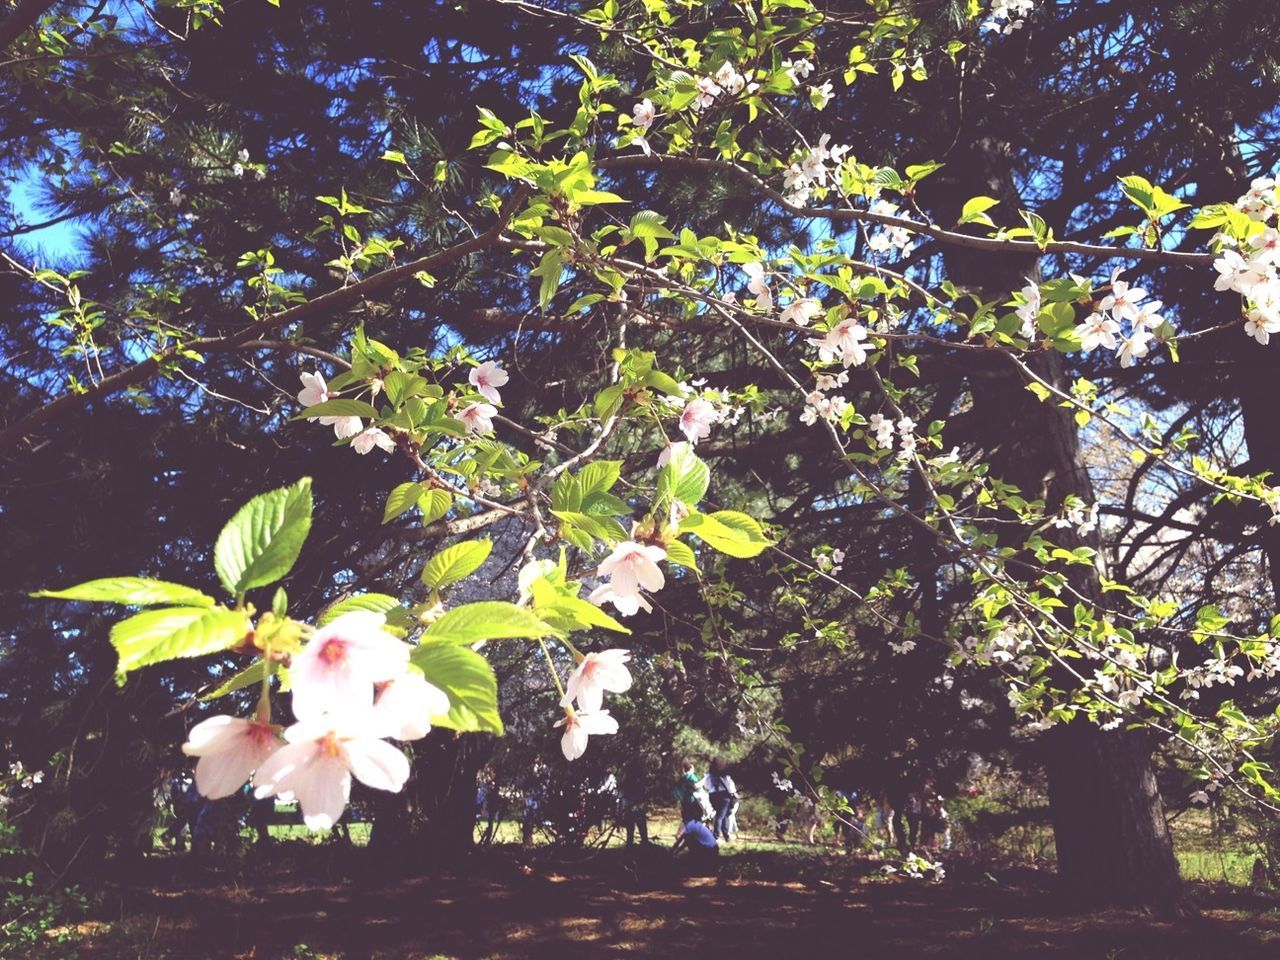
[111,607,251,675]
[201,658,279,700]
[422,539,494,590]
[383,481,426,523]
[412,645,503,734]
[656,442,710,509]
[33,577,214,608]
[317,592,407,627]
[680,510,771,558]
[290,398,379,421]
[421,601,553,645]
[214,478,314,598]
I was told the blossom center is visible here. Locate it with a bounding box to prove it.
[318,638,348,665]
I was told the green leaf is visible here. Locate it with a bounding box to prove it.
[665,540,699,571]
[213,478,314,598]
[656,442,710,509]
[111,607,251,675]
[421,601,553,646]
[383,481,426,523]
[422,540,493,590]
[317,593,407,627]
[291,398,379,421]
[33,577,214,607]
[419,488,453,525]
[680,510,771,558]
[532,584,632,635]
[201,658,278,700]
[412,645,503,734]
[958,196,999,227]
[577,460,621,496]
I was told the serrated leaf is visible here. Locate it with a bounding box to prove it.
[656,442,710,509]
[577,460,621,495]
[112,606,251,675]
[680,510,771,558]
[419,488,453,525]
[317,593,407,627]
[421,601,553,646]
[412,644,503,734]
[201,658,279,700]
[665,540,699,571]
[291,398,379,421]
[533,587,632,635]
[33,577,214,608]
[422,540,493,590]
[214,478,314,598]
[383,482,425,523]
[551,510,629,545]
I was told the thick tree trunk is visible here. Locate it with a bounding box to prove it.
[922,138,1184,913]
[367,730,493,867]
[1046,721,1182,910]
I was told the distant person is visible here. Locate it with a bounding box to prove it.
[799,794,822,845]
[902,789,924,851]
[619,761,651,846]
[874,793,895,849]
[676,759,712,827]
[703,757,738,842]
[673,817,719,871]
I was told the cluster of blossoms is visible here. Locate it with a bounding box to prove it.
[866,413,919,460]
[963,625,1035,671]
[5,760,44,790]
[590,540,667,616]
[671,385,743,447]
[1212,178,1280,344]
[783,134,850,206]
[296,360,508,455]
[181,612,448,829]
[982,0,1035,33]
[866,200,916,257]
[1055,270,1167,367]
[691,61,754,114]
[1180,657,1246,699]
[1092,668,1153,712]
[555,648,632,760]
[813,547,846,575]
[1052,499,1100,537]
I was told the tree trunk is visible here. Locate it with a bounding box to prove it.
[367,729,493,868]
[922,137,1184,913]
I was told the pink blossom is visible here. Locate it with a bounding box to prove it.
[351,427,395,455]
[297,371,330,411]
[331,416,364,440]
[560,649,633,712]
[289,612,410,721]
[468,361,509,405]
[1074,312,1120,353]
[593,541,666,616]
[679,398,717,445]
[632,98,656,131]
[182,715,282,799]
[807,318,869,367]
[460,402,497,436]
[556,709,619,761]
[252,713,410,829]
[781,298,822,326]
[372,671,451,741]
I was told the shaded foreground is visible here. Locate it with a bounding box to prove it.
[58,844,1280,959]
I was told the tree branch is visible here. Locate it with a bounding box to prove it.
[0,195,524,455]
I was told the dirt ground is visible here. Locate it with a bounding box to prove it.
[61,842,1280,960]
